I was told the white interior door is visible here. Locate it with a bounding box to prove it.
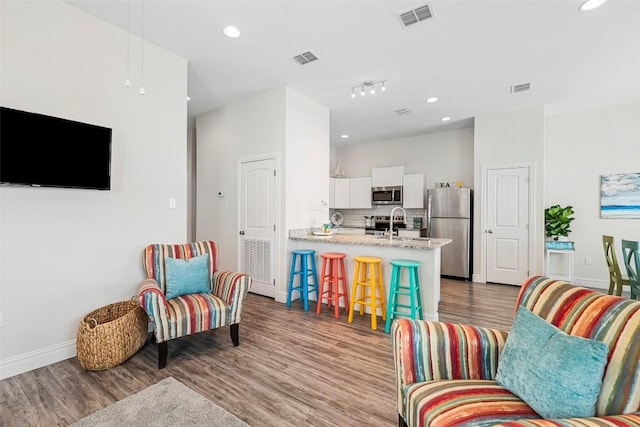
[485,167,530,285]
[239,158,276,298]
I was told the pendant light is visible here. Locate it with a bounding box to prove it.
[124,0,131,87]
[139,1,145,95]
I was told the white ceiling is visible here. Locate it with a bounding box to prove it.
[66,0,640,147]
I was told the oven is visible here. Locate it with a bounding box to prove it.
[366,215,406,236]
[371,186,403,205]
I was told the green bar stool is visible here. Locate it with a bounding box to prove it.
[385,259,423,333]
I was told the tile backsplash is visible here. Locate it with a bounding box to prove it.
[332,207,427,229]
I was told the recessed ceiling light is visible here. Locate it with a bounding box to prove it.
[440,117,451,122]
[579,0,607,11]
[341,134,350,139]
[426,97,438,103]
[222,25,241,38]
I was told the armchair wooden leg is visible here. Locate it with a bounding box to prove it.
[399,414,408,427]
[158,341,168,369]
[230,323,239,346]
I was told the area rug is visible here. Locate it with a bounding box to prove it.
[71,377,250,427]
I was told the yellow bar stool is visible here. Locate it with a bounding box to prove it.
[348,255,386,330]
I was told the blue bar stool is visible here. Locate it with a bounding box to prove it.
[287,249,319,311]
[385,259,423,333]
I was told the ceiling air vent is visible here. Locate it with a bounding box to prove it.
[398,4,434,27]
[510,82,531,93]
[292,51,318,65]
[395,108,414,116]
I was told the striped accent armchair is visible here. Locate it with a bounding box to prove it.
[392,276,640,427]
[138,241,252,368]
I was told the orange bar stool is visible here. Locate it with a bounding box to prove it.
[348,255,386,330]
[384,259,423,333]
[317,252,349,318]
[286,249,318,311]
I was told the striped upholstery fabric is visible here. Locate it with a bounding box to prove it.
[495,414,640,427]
[142,241,219,293]
[518,276,640,417]
[392,320,511,426]
[138,241,251,344]
[392,275,640,427]
[404,380,537,426]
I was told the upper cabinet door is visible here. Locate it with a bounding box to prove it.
[349,177,372,209]
[402,173,425,208]
[372,166,405,187]
[329,178,335,208]
[386,166,405,187]
[371,168,386,187]
[332,178,350,209]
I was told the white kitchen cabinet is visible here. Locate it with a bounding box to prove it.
[349,177,372,209]
[330,178,350,209]
[329,178,334,207]
[402,173,425,208]
[372,166,405,187]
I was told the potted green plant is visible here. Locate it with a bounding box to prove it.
[544,204,575,241]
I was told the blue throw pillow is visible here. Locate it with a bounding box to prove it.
[164,254,210,300]
[496,306,608,419]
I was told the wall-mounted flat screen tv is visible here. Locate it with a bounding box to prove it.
[0,107,112,190]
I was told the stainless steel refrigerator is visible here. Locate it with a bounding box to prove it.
[427,187,473,279]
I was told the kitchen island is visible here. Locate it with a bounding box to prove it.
[288,230,451,322]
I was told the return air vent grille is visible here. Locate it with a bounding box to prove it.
[395,108,414,116]
[292,51,318,65]
[398,4,434,27]
[242,238,272,283]
[510,83,531,93]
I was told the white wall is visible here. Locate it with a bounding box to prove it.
[187,128,197,241]
[335,128,474,188]
[546,103,640,287]
[0,1,188,379]
[473,106,546,282]
[196,87,329,302]
[285,88,331,231]
[196,88,286,271]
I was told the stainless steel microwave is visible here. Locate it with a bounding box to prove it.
[372,186,403,205]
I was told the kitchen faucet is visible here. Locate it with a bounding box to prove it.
[389,206,407,242]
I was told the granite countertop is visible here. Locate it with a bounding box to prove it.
[289,232,451,250]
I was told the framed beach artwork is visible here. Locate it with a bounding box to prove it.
[600,173,640,219]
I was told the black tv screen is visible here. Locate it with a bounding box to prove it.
[0,107,112,190]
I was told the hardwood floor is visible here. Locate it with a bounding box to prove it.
[0,278,521,427]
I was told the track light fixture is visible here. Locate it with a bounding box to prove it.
[351,80,387,98]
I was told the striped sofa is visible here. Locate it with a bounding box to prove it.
[138,241,251,368]
[392,276,640,427]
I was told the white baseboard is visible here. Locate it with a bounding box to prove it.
[573,277,609,290]
[468,274,609,290]
[0,339,76,380]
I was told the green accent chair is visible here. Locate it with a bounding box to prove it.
[622,239,640,300]
[602,235,630,297]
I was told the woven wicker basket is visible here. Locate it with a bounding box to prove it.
[77,300,149,371]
